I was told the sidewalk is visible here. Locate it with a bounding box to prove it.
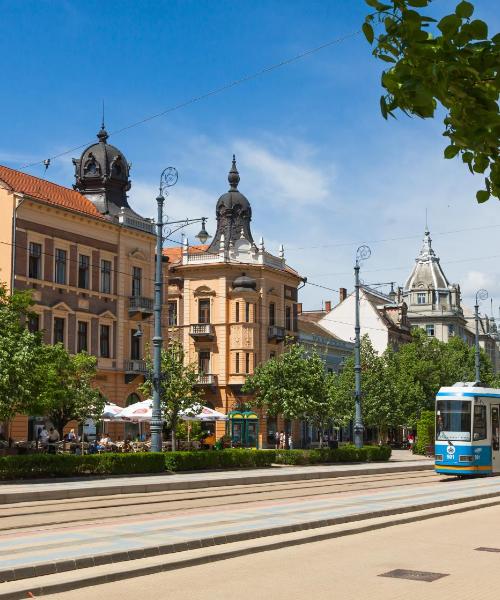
[0,451,431,505]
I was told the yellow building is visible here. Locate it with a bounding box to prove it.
[165,157,303,448]
[0,125,160,441]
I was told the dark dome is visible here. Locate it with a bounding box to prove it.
[216,189,251,212]
[233,273,257,293]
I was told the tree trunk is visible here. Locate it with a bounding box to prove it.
[171,429,176,452]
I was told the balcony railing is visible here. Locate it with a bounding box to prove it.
[268,325,285,342]
[196,373,216,386]
[190,323,215,340]
[124,359,147,374]
[128,296,154,316]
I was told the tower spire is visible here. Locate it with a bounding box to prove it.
[228,154,240,191]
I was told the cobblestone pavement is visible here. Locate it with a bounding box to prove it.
[38,502,500,600]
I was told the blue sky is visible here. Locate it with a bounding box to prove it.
[1,0,499,313]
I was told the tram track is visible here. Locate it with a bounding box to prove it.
[0,470,439,533]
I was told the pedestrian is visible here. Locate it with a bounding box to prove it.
[408,432,414,452]
[279,430,285,449]
[288,433,293,450]
[47,427,60,454]
[274,430,280,450]
[38,425,49,449]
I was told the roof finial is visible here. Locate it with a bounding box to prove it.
[228,154,240,191]
[97,101,109,143]
[425,207,429,235]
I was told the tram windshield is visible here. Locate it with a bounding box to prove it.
[436,400,471,441]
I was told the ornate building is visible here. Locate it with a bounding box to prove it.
[164,157,303,448]
[0,125,160,441]
[403,228,472,343]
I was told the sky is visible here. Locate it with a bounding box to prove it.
[1,0,499,314]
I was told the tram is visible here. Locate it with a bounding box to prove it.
[435,383,500,476]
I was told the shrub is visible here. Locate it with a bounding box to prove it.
[164,449,276,472]
[414,410,435,455]
[0,452,164,480]
[274,445,392,465]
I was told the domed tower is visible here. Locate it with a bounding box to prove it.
[207,155,254,252]
[72,123,132,216]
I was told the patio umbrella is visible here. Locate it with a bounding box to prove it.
[102,403,124,421]
[116,399,153,422]
[180,404,228,422]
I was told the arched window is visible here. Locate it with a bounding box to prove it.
[126,393,140,406]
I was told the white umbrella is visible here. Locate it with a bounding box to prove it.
[180,404,228,422]
[116,399,153,422]
[102,403,124,421]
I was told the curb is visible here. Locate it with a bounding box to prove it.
[0,463,432,505]
[0,494,498,600]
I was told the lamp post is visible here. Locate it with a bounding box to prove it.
[474,289,488,384]
[150,167,211,453]
[353,244,371,449]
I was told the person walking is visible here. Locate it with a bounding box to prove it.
[274,430,280,450]
[38,425,49,450]
[279,430,285,449]
[47,427,60,454]
[288,433,293,450]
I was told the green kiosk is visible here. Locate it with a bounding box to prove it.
[227,411,259,448]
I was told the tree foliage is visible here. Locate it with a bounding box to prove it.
[139,341,202,450]
[39,345,105,437]
[0,284,46,428]
[364,0,499,202]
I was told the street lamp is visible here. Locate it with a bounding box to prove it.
[150,167,211,453]
[353,244,371,449]
[474,289,488,384]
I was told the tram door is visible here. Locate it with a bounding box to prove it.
[491,406,500,473]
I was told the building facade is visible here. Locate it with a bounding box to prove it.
[0,125,160,441]
[164,157,303,448]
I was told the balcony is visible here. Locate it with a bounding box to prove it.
[124,359,147,374]
[190,323,215,341]
[195,373,216,386]
[268,325,285,342]
[128,296,154,317]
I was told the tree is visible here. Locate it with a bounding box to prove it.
[139,341,202,451]
[363,0,499,202]
[0,284,46,440]
[243,343,336,433]
[39,345,105,437]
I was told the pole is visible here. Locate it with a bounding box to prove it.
[475,301,481,384]
[151,194,165,452]
[354,259,363,449]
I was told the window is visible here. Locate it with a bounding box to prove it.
[77,321,88,353]
[28,314,39,333]
[28,242,42,279]
[285,306,291,331]
[267,417,277,445]
[417,292,426,305]
[473,405,487,441]
[269,303,275,326]
[55,249,67,285]
[53,317,65,344]
[199,299,210,324]
[100,325,110,358]
[245,352,250,374]
[426,324,435,337]
[132,267,142,297]
[245,302,251,323]
[199,351,210,374]
[168,301,178,326]
[235,352,240,374]
[270,351,276,359]
[131,329,141,360]
[78,255,90,289]
[235,302,240,323]
[100,260,112,294]
[447,324,455,337]
[436,400,471,441]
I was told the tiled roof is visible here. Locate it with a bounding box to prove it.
[299,310,326,324]
[298,316,343,341]
[0,164,105,220]
[163,244,208,264]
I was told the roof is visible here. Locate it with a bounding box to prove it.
[0,164,105,220]
[163,245,208,264]
[298,315,343,341]
[404,229,450,291]
[299,310,326,324]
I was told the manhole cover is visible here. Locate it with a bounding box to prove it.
[476,547,500,553]
[379,569,449,582]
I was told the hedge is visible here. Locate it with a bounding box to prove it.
[0,453,164,480]
[163,449,276,472]
[274,445,392,466]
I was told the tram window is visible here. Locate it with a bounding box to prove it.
[473,405,487,440]
[436,400,471,441]
[492,408,499,452]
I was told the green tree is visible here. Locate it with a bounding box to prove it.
[39,345,105,437]
[139,341,202,451]
[0,283,46,440]
[363,0,499,202]
[243,343,337,436]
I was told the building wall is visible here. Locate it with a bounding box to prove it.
[0,187,15,289]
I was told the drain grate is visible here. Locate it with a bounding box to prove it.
[476,547,500,553]
[379,569,449,582]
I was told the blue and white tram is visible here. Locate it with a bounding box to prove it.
[435,383,500,476]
